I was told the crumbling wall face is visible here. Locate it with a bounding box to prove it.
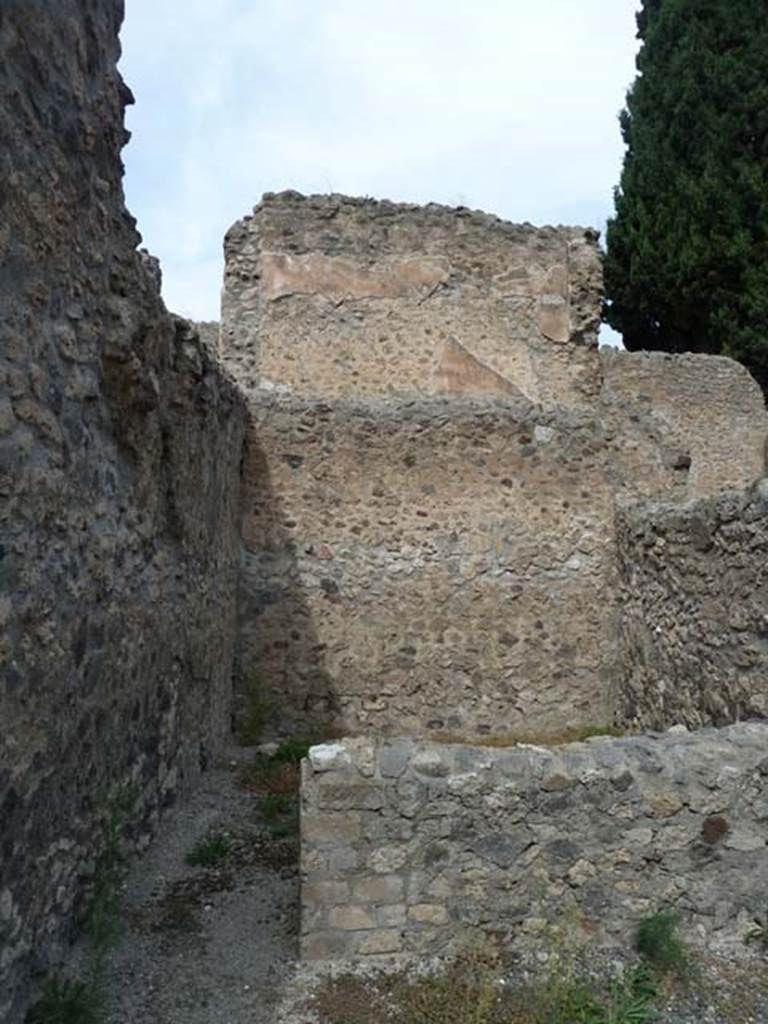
[300,726,768,959]
[601,351,767,499]
[617,485,768,731]
[0,5,245,1020]
[222,192,603,408]
[241,395,619,739]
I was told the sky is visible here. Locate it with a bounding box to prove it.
[118,0,642,344]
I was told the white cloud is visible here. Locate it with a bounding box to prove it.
[119,0,640,329]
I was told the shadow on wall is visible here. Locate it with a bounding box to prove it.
[235,415,336,742]
[232,392,626,745]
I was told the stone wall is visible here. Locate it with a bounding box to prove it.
[617,484,768,731]
[241,394,621,739]
[300,724,768,959]
[222,192,604,408]
[0,5,245,1020]
[225,192,768,743]
[601,351,767,498]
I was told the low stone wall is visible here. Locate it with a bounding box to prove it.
[617,484,768,730]
[300,725,768,959]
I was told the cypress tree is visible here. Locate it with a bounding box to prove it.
[604,0,768,393]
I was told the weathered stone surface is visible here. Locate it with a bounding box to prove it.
[0,5,245,1020]
[224,192,768,742]
[222,192,604,406]
[601,350,767,498]
[237,394,620,738]
[260,252,451,303]
[300,726,768,959]
[309,742,353,772]
[435,337,527,397]
[617,484,768,730]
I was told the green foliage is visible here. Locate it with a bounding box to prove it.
[533,949,658,1024]
[602,965,659,1024]
[604,0,768,392]
[270,738,312,764]
[634,911,689,977]
[261,793,294,820]
[261,793,299,838]
[87,785,134,963]
[25,976,103,1024]
[26,784,134,1024]
[184,830,233,867]
[745,910,768,951]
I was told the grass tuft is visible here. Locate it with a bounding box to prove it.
[184,830,233,868]
[634,910,690,978]
[25,976,103,1024]
[745,910,768,952]
[26,784,134,1024]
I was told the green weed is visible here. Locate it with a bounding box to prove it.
[261,793,298,838]
[25,976,103,1024]
[184,830,233,868]
[26,784,134,1024]
[745,909,768,952]
[238,738,312,797]
[269,739,312,764]
[634,911,689,978]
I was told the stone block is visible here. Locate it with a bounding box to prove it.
[369,845,409,873]
[357,930,403,955]
[328,905,376,931]
[377,904,407,927]
[352,875,404,904]
[408,903,449,926]
[302,812,362,844]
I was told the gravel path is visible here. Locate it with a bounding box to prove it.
[102,749,300,1024]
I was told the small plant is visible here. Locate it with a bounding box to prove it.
[393,939,502,1024]
[185,830,233,867]
[26,784,134,1024]
[270,738,312,764]
[602,964,659,1024]
[261,793,299,839]
[238,738,312,796]
[745,910,768,952]
[533,947,604,1024]
[25,976,103,1024]
[634,910,689,977]
[88,784,135,964]
[261,793,294,821]
[311,938,663,1024]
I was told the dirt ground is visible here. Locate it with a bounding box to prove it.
[99,748,299,1024]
